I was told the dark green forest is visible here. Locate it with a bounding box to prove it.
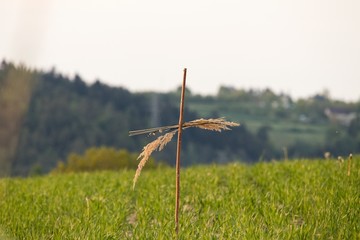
[1,61,360,176]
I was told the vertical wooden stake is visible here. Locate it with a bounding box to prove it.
[175,68,187,234]
[347,153,352,176]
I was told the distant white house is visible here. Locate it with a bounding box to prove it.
[324,108,357,126]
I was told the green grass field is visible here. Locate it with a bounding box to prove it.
[0,158,359,239]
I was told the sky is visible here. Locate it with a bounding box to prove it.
[1,0,360,101]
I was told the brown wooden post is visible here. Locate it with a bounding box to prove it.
[175,68,187,234]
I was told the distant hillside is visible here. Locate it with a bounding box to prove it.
[0,61,359,176]
[186,87,359,149]
[0,61,273,176]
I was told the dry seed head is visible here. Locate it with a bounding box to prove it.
[184,118,239,132]
[133,130,177,189]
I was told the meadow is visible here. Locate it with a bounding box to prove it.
[0,157,359,239]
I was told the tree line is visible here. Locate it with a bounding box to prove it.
[1,61,359,176]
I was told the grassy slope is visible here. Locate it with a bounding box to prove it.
[188,102,328,148]
[0,158,359,239]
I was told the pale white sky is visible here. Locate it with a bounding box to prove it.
[1,0,360,101]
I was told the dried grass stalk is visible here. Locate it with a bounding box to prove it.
[131,118,239,188]
[133,130,177,189]
[129,118,239,136]
[184,118,239,132]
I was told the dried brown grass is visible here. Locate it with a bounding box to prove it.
[131,118,239,188]
[347,153,353,176]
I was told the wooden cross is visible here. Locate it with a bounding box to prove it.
[129,68,239,234]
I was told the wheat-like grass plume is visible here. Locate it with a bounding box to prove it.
[184,118,239,131]
[133,130,177,189]
[129,118,239,136]
[131,118,239,188]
